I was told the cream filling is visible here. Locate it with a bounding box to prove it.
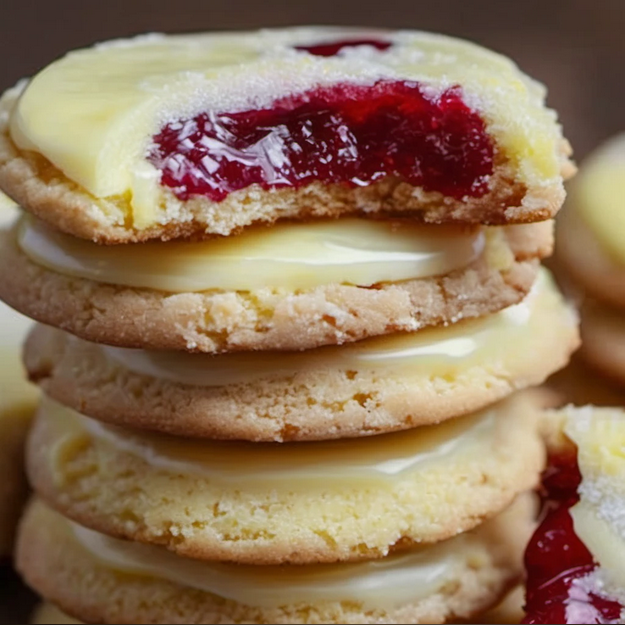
[99,268,574,386]
[17,217,484,291]
[7,28,561,228]
[41,392,519,488]
[64,499,515,610]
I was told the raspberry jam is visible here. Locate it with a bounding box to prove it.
[150,81,494,203]
[295,38,392,56]
[523,453,623,624]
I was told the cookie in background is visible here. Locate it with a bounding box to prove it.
[0,192,37,557]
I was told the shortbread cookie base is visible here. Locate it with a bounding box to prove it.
[24,299,578,441]
[0,222,552,353]
[18,497,533,625]
[27,394,544,565]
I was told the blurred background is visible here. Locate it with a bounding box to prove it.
[0,0,622,622]
[1,0,624,161]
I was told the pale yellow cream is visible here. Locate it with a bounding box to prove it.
[100,268,575,385]
[41,393,514,488]
[572,134,625,266]
[59,496,517,610]
[17,217,484,291]
[8,27,563,228]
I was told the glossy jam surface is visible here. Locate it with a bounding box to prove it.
[295,38,392,56]
[523,453,623,624]
[150,81,494,203]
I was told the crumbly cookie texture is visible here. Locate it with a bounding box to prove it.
[27,393,544,565]
[24,281,578,442]
[18,497,533,625]
[0,28,573,243]
[0,222,552,353]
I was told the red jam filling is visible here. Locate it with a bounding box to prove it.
[149,81,494,203]
[523,452,624,624]
[295,38,392,56]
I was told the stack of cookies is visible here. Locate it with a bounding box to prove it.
[556,134,625,400]
[0,28,578,624]
[0,192,37,559]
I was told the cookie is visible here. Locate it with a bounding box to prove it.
[28,391,544,565]
[25,268,578,442]
[31,604,80,625]
[524,406,625,624]
[18,495,533,625]
[579,300,625,386]
[557,135,625,308]
[0,193,37,557]
[0,28,573,244]
[546,354,625,408]
[0,218,553,353]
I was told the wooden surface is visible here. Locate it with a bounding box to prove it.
[0,0,622,621]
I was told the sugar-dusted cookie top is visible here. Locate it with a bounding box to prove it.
[0,27,573,242]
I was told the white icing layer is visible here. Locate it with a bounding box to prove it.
[17,217,484,291]
[0,194,37,417]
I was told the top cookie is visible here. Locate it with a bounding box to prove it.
[0,27,573,243]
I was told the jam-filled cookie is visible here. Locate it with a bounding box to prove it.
[24,269,578,441]
[18,495,534,625]
[0,216,552,352]
[523,406,625,624]
[27,392,544,565]
[0,28,573,244]
[558,134,625,309]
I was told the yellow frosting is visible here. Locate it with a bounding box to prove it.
[100,268,575,385]
[8,27,563,228]
[573,134,625,266]
[565,406,625,595]
[17,216,484,291]
[42,393,508,488]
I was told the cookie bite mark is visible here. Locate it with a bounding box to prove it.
[149,82,494,204]
[0,27,573,242]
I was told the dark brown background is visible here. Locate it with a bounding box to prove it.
[0,0,622,621]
